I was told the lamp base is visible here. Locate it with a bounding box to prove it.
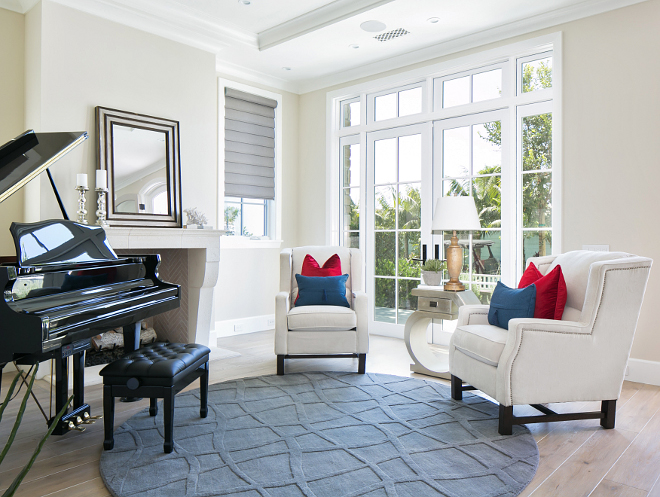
[444,279,465,292]
[445,231,465,292]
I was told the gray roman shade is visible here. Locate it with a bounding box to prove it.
[224,88,278,200]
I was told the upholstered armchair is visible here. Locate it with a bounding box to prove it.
[449,250,652,435]
[275,246,368,375]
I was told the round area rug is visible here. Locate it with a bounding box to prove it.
[100,373,538,497]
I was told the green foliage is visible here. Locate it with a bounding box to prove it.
[480,74,553,261]
[421,259,445,272]
[224,206,239,235]
[0,365,73,497]
[522,60,552,93]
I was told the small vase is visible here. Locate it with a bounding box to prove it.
[422,270,442,286]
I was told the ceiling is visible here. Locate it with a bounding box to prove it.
[0,0,647,93]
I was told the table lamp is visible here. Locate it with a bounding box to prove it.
[432,196,481,291]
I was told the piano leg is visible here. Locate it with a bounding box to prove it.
[121,322,142,402]
[49,349,92,435]
[123,322,141,354]
[72,351,85,408]
[55,353,69,417]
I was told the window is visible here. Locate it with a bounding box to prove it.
[341,98,361,127]
[220,83,282,239]
[340,136,361,248]
[370,83,424,122]
[434,65,503,109]
[330,36,560,338]
[224,197,267,237]
[519,53,553,94]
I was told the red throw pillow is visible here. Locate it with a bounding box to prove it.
[518,262,543,289]
[518,263,567,320]
[301,254,342,277]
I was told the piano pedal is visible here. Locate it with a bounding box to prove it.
[82,412,102,424]
[50,404,93,435]
[67,420,85,432]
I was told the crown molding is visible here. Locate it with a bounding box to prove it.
[258,0,394,51]
[0,0,38,13]
[51,0,255,53]
[294,0,650,94]
[216,56,299,94]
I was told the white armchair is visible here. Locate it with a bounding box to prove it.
[275,246,368,375]
[448,250,652,435]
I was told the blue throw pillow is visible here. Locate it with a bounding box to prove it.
[488,281,536,329]
[295,274,350,308]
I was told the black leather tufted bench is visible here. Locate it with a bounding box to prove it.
[100,342,210,453]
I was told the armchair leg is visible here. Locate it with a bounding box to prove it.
[277,355,284,375]
[451,375,463,401]
[358,354,366,374]
[499,405,513,436]
[601,400,616,429]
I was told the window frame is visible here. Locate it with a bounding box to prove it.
[218,78,283,245]
[327,32,562,288]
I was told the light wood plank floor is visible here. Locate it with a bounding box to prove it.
[1,331,659,496]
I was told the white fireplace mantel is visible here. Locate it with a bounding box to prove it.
[105,227,224,347]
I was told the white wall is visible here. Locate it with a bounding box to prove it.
[296,0,660,367]
[0,8,25,254]
[26,0,218,228]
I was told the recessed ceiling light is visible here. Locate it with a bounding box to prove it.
[349,44,360,49]
[427,17,440,24]
[360,20,386,33]
[282,67,291,71]
[238,0,250,5]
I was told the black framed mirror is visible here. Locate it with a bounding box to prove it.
[96,106,182,228]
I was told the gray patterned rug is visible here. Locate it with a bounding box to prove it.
[100,373,538,497]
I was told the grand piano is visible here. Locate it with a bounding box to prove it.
[0,130,181,434]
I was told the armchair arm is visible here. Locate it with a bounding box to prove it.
[274,291,290,355]
[353,291,369,354]
[457,305,490,326]
[495,318,600,406]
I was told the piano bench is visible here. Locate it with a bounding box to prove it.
[100,342,210,454]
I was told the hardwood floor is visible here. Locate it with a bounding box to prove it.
[1,330,659,496]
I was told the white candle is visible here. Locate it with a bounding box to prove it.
[76,173,88,188]
[96,169,107,190]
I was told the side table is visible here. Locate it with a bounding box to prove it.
[404,286,480,379]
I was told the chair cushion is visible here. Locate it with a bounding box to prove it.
[288,305,357,331]
[453,324,509,367]
[99,342,210,387]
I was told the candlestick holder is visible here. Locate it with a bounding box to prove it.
[75,185,89,224]
[95,188,109,227]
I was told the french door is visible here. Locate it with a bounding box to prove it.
[432,109,512,313]
[366,123,432,338]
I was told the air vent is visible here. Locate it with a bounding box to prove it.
[373,28,409,42]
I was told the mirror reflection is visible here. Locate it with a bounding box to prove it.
[96,106,181,228]
[112,124,169,215]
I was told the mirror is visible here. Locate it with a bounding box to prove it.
[96,107,181,227]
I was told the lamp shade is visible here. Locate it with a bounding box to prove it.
[432,196,481,232]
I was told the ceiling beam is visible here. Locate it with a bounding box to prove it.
[258,0,395,51]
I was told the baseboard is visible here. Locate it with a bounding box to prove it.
[216,314,276,338]
[627,358,660,386]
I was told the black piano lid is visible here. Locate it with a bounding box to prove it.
[10,220,119,269]
[0,130,88,204]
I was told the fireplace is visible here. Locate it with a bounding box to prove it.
[104,227,222,347]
